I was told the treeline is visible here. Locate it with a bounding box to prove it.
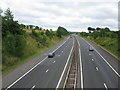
[2,8,69,71]
[31,26,69,46]
[80,27,119,39]
[20,24,52,31]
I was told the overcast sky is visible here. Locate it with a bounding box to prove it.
[0,0,119,32]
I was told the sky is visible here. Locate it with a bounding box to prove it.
[0,0,119,32]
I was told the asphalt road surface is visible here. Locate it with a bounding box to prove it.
[77,36,119,89]
[3,35,120,89]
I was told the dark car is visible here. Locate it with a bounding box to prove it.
[89,46,94,51]
[48,52,55,58]
[70,35,72,38]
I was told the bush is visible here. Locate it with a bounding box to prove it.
[4,34,26,57]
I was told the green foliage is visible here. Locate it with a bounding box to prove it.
[2,8,26,68]
[85,27,118,38]
[29,25,33,29]
[32,30,48,46]
[4,34,26,57]
[80,27,119,58]
[91,31,100,39]
[57,26,68,38]
[41,32,44,35]
[91,37,118,57]
[35,26,39,30]
[80,32,89,37]
[45,30,53,39]
[39,27,42,30]
[2,8,24,37]
[2,8,69,73]
[32,29,38,37]
[87,27,95,33]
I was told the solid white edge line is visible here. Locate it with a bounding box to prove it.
[5,57,47,90]
[104,83,108,89]
[6,37,69,89]
[31,85,36,90]
[56,37,74,89]
[81,38,120,77]
[77,37,83,89]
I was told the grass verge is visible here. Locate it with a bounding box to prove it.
[82,36,119,59]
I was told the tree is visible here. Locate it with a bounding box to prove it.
[104,27,110,32]
[88,27,92,33]
[41,32,44,35]
[0,8,3,16]
[2,8,24,37]
[20,24,26,29]
[32,29,38,37]
[96,27,101,32]
[2,8,26,57]
[29,25,33,29]
[4,34,26,57]
[80,32,88,36]
[39,27,42,30]
[57,26,68,38]
[35,26,39,30]
[91,31,100,39]
[45,30,52,38]
[4,8,13,20]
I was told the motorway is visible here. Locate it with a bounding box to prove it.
[3,35,120,89]
[4,36,74,89]
[77,36,119,89]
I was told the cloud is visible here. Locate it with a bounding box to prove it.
[0,0,118,32]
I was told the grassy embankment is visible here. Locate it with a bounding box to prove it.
[83,36,119,58]
[3,29,67,74]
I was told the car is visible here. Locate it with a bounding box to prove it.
[48,52,55,58]
[70,35,72,38]
[89,46,94,51]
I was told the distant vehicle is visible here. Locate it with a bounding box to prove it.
[89,46,94,51]
[70,35,72,38]
[48,52,55,58]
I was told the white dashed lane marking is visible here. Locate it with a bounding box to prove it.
[31,85,35,90]
[46,69,49,73]
[92,59,94,61]
[104,83,108,89]
[96,67,99,71]
[53,61,56,63]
